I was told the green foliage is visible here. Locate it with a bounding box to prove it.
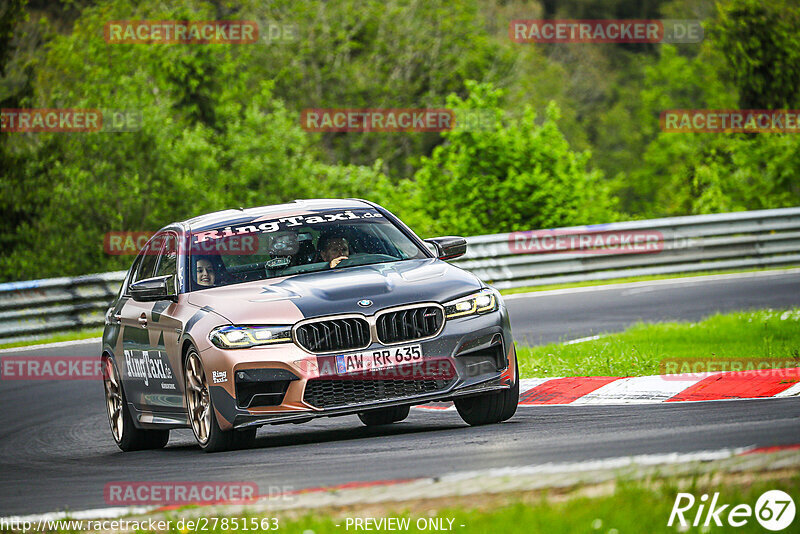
[0,0,387,280]
[612,33,800,217]
[383,82,618,237]
[0,0,27,77]
[2,0,800,281]
[710,0,800,109]
[635,131,800,216]
[240,0,521,178]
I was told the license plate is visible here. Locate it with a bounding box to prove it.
[335,344,423,374]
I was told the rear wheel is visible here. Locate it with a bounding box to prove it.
[455,350,519,426]
[357,405,410,426]
[184,349,256,452]
[103,356,169,451]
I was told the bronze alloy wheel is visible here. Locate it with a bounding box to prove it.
[185,350,212,445]
[102,355,169,451]
[103,356,123,443]
[183,347,256,452]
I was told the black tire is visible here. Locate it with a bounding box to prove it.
[103,356,169,452]
[498,368,520,422]
[499,349,520,422]
[184,349,256,453]
[454,350,519,426]
[357,405,410,426]
[231,427,258,449]
[200,413,257,453]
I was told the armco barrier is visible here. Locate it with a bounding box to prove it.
[0,271,126,342]
[1,207,799,342]
[451,207,800,289]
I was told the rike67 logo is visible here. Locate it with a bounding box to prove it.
[669,490,796,531]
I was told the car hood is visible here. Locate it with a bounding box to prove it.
[186,258,484,324]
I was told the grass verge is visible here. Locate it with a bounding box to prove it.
[268,475,799,534]
[516,308,800,378]
[498,265,799,295]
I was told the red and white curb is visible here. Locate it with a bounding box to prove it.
[417,368,800,410]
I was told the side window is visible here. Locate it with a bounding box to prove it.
[131,235,162,283]
[122,255,142,296]
[154,234,177,277]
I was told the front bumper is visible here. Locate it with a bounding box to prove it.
[201,306,514,430]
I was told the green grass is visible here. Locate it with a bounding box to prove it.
[287,477,799,534]
[270,477,800,533]
[516,308,800,378]
[498,265,799,295]
[0,328,103,350]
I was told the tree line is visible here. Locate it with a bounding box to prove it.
[1,0,798,281]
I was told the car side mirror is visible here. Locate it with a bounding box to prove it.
[425,236,467,260]
[130,275,177,302]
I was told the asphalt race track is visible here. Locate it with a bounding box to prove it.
[1,271,799,515]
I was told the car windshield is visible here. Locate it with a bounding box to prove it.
[188,208,428,290]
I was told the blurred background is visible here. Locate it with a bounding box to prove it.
[1,0,798,282]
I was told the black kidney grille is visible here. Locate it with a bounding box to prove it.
[303,378,452,409]
[376,306,443,344]
[295,317,370,353]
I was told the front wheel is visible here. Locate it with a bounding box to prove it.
[103,355,169,451]
[454,350,519,426]
[184,349,256,452]
[358,405,410,426]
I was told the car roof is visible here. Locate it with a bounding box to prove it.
[182,199,376,232]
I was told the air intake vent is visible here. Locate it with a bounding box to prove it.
[295,317,371,353]
[303,378,452,409]
[376,306,444,344]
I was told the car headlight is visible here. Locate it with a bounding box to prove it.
[210,325,293,349]
[444,289,500,318]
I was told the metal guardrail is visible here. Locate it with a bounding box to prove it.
[0,272,126,342]
[1,207,799,343]
[451,207,800,289]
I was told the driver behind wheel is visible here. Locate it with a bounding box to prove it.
[319,235,350,268]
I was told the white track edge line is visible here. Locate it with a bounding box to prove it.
[502,268,800,300]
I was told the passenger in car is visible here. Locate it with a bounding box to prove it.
[195,258,217,287]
